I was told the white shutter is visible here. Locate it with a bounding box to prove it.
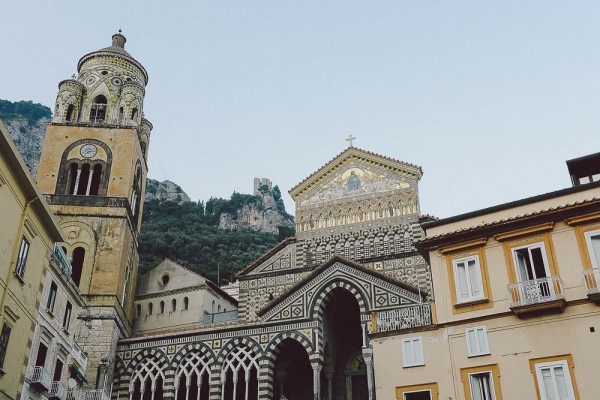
[456,261,470,300]
[402,338,423,367]
[466,327,489,356]
[468,259,482,298]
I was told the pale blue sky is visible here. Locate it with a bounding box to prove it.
[1,1,599,218]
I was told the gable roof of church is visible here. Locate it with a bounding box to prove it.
[289,147,423,200]
[256,255,427,317]
[236,237,296,277]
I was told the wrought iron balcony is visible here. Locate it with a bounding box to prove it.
[368,304,432,334]
[79,389,111,400]
[507,276,566,314]
[50,381,68,399]
[31,366,52,391]
[583,268,600,303]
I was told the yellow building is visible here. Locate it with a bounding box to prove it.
[370,153,600,400]
[0,121,65,400]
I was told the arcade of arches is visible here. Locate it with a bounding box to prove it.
[118,280,388,400]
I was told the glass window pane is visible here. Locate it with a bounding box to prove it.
[553,366,569,400]
[541,368,557,400]
[589,234,600,267]
[468,260,482,297]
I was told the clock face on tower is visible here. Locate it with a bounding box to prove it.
[80,144,97,158]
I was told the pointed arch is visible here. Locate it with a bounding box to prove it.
[126,348,170,399]
[309,277,370,320]
[173,344,215,400]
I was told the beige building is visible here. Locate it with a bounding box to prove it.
[21,245,88,400]
[370,153,600,400]
[0,121,66,400]
[133,259,237,335]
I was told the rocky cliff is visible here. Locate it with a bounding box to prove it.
[0,99,52,177]
[144,179,191,204]
[218,184,295,235]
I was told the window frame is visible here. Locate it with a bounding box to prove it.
[583,229,600,269]
[15,236,30,279]
[0,323,12,371]
[47,282,58,314]
[529,355,579,400]
[441,241,492,314]
[532,358,578,400]
[466,326,490,357]
[511,242,552,282]
[402,337,424,368]
[460,364,502,400]
[63,301,72,332]
[396,383,438,400]
[452,255,484,303]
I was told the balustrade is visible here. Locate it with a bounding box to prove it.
[368,304,432,334]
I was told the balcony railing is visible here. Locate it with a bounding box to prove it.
[583,268,600,294]
[203,310,239,325]
[78,389,111,400]
[507,276,565,309]
[368,304,432,334]
[31,366,52,391]
[72,341,88,372]
[50,381,68,399]
[53,243,73,276]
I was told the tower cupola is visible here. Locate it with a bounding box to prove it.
[111,30,126,48]
[52,31,151,127]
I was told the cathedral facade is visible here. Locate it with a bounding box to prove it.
[114,147,434,400]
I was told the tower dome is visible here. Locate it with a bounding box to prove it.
[52,31,150,126]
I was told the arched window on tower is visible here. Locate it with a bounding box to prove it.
[76,164,91,195]
[71,247,85,287]
[172,299,177,312]
[65,104,75,122]
[90,164,102,195]
[135,304,141,318]
[68,162,78,194]
[131,164,142,224]
[118,106,124,125]
[141,142,147,159]
[159,301,165,314]
[131,107,138,123]
[89,95,107,124]
[183,297,189,310]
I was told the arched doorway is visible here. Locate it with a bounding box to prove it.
[320,287,368,400]
[272,338,312,400]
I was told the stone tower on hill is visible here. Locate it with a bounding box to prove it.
[36,31,153,394]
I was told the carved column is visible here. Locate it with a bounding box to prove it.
[311,361,322,400]
[362,349,375,400]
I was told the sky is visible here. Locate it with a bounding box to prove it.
[1,1,599,219]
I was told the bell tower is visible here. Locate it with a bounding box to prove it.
[37,31,153,392]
